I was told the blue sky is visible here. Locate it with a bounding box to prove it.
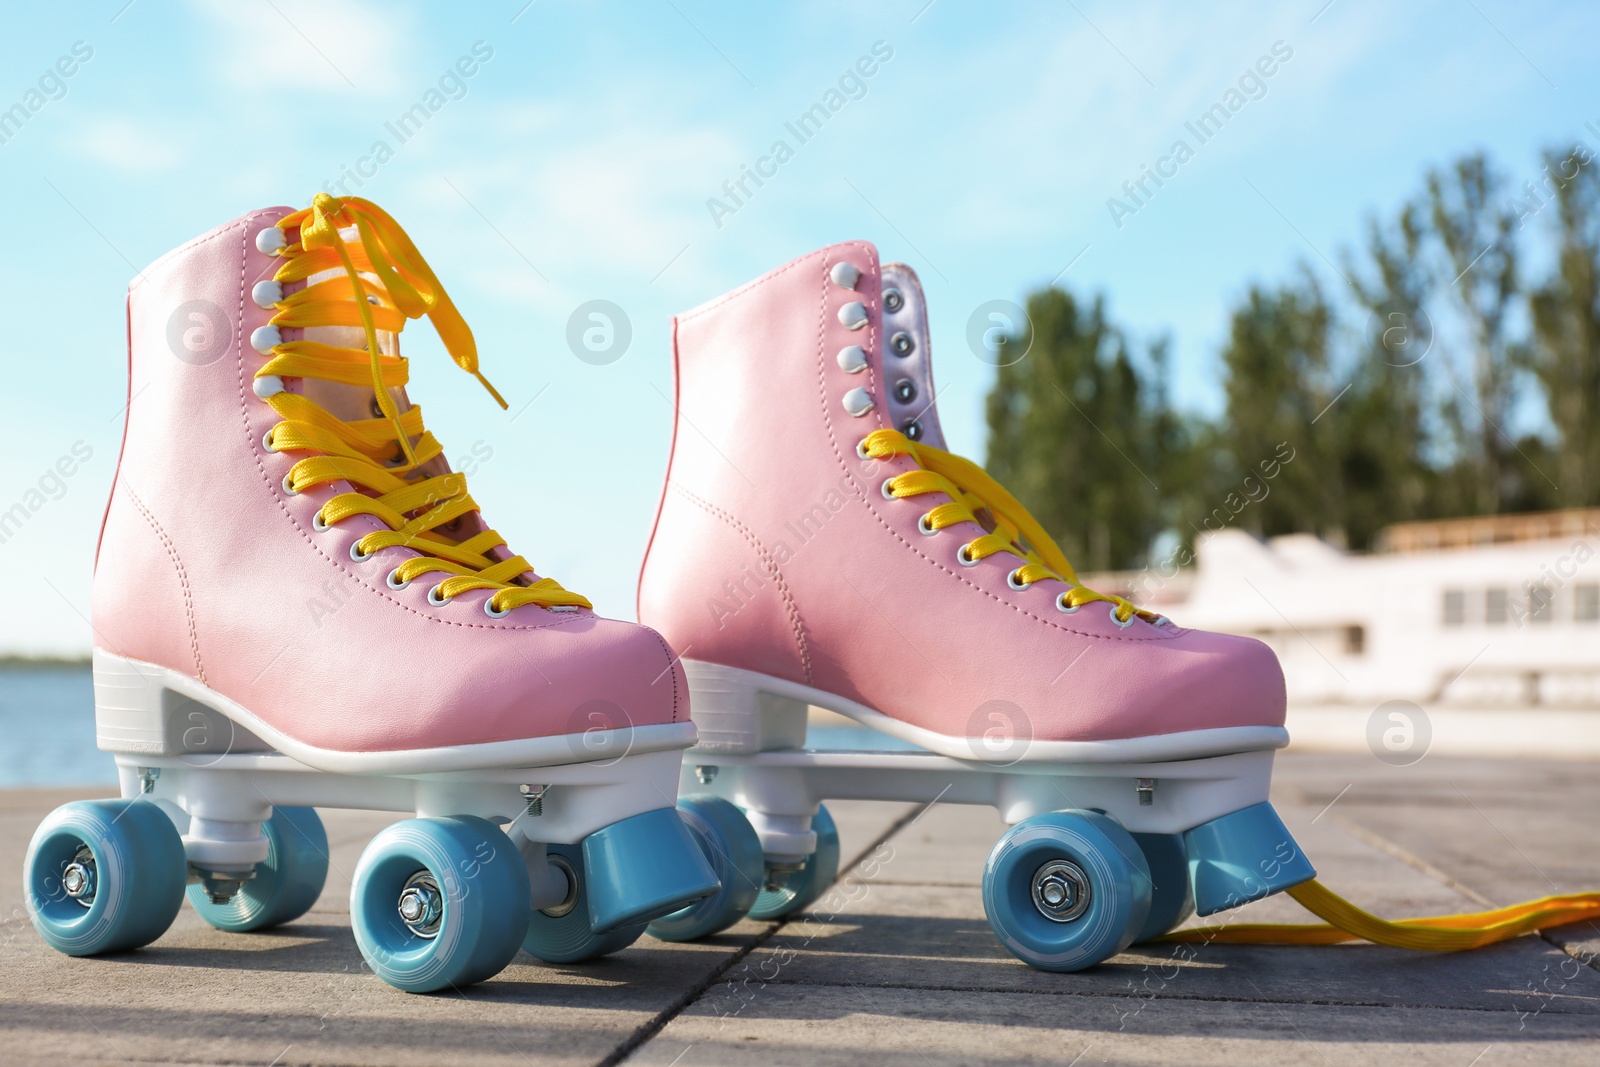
[1,0,1595,654]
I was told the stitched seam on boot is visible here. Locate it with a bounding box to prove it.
[670,483,814,686]
[642,626,683,723]
[229,215,577,635]
[120,481,205,683]
[813,244,1172,645]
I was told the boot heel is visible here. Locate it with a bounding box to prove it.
[94,651,266,757]
[682,660,809,754]
[94,650,172,755]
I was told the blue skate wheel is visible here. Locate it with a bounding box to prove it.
[25,798,187,956]
[350,816,531,993]
[188,806,329,933]
[746,803,841,921]
[1130,831,1194,943]
[648,795,765,942]
[523,842,645,963]
[983,809,1153,972]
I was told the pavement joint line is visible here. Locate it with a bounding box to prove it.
[1540,925,1600,976]
[1316,809,1496,908]
[595,802,928,1067]
[839,973,941,1067]
[1244,976,1337,1066]
[667,976,1600,1014]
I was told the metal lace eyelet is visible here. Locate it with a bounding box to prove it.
[349,542,373,563]
[1110,606,1137,628]
[262,430,279,454]
[856,438,873,460]
[251,280,282,308]
[1056,593,1081,614]
[883,287,904,313]
[484,599,512,619]
[838,301,869,329]
[918,514,938,536]
[1006,569,1031,591]
[881,478,898,500]
[281,473,298,496]
[387,569,411,590]
[255,226,287,255]
[312,510,332,532]
[427,586,451,607]
[250,326,281,354]
[957,543,981,567]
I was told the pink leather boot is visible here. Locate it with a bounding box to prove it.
[638,242,1315,971]
[26,197,719,992]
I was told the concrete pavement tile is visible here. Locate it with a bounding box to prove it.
[0,792,915,1067]
[866,803,1008,888]
[708,783,1600,1016]
[632,983,1600,1066]
[2,759,1595,1067]
[716,882,1600,1018]
[1274,755,1600,977]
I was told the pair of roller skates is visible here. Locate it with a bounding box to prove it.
[24,199,1308,992]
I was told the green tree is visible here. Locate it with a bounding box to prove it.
[1340,202,1435,547]
[1426,154,1521,514]
[1527,148,1600,507]
[1215,275,1340,540]
[984,289,1169,571]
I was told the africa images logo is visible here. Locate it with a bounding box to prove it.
[166,299,233,366]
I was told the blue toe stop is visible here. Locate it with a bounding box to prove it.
[583,807,721,932]
[1183,802,1316,917]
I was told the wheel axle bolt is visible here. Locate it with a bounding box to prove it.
[399,889,427,922]
[63,863,92,899]
[397,873,444,937]
[61,845,98,907]
[1031,860,1091,923]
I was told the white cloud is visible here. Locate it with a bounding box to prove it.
[60,116,187,174]
[399,98,744,313]
[188,0,415,96]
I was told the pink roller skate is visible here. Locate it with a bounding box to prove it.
[24,197,720,992]
[638,242,1314,970]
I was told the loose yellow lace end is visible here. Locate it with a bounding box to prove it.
[253,196,588,613]
[1160,878,1600,952]
[298,193,508,455]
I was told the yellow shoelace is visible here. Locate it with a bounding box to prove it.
[865,431,1600,951]
[1164,878,1600,951]
[862,428,1154,623]
[257,194,590,613]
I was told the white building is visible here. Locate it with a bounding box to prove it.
[1090,510,1600,707]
